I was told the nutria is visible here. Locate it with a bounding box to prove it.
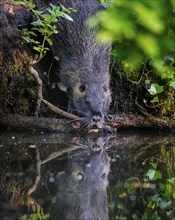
[51,0,111,129]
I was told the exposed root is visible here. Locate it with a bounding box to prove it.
[42,98,81,120]
[27,59,43,116]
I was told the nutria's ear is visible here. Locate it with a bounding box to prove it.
[57,82,68,92]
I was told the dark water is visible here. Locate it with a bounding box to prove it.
[0,131,175,220]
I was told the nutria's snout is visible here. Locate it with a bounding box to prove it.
[89,111,104,129]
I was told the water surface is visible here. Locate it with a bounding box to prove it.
[0,130,174,220]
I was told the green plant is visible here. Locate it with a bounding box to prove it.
[12,64,20,73]
[108,153,175,220]
[15,0,75,62]
[13,0,75,116]
[142,162,175,218]
[19,212,49,220]
[92,0,175,117]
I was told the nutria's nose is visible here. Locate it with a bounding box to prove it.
[92,115,102,123]
[91,111,103,126]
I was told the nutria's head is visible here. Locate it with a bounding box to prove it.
[71,77,111,129]
[59,44,111,129]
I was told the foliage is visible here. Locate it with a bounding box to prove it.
[142,161,175,219]
[14,0,75,62]
[19,212,49,220]
[94,0,175,117]
[109,158,175,220]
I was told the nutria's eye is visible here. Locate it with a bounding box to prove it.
[102,173,107,180]
[79,84,86,93]
[77,172,84,180]
[103,85,108,92]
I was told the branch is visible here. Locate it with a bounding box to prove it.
[27,59,43,116]
[110,114,175,130]
[27,58,80,120]
[42,98,81,120]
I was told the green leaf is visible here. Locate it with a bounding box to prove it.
[150,163,158,169]
[172,193,175,199]
[148,83,164,95]
[143,99,147,104]
[60,12,73,21]
[169,79,175,89]
[19,1,74,62]
[150,96,159,103]
[164,184,172,197]
[147,201,155,209]
[117,201,125,210]
[159,183,165,191]
[46,38,53,45]
[137,34,159,57]
[146,169,162,180]
[132,2,164,34]
[167,177,175,184]
[31,20,45,27]
[33,10,43,16]
[33,46,42,53]
[16,0,36,9]
[159,200,169,210]
[13,1,25,5]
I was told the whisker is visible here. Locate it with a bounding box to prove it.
[104,124,109,136]
[76,111,89,117]
[77,117,91,133]
[65,117,84,124]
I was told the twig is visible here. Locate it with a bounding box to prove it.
[27,58,80,120]
[42,98,81,120]
[27,59,43,116]
[126,58,152,84]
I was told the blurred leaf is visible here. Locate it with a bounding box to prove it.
[159,200,171,210]
[150,96,159,103]
[167,177,175,184]
[150,163,158,169]
[146,169,162,180]
[119,192,127,198]
[132,1,164,33]
[137,34,159,57]
[169,79,175,89]
[31,20,45,27]
[159,183,165,191]
[117,201,125,210]
[32,10,42,16]
[60,12,73,21]
[147,201,155,209]
[164,184,172,197]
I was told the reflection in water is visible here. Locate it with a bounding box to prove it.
[50,137,110,220]
[0,131,175,219]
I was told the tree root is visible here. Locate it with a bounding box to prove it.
[27,59,43,116]
[42,98,80,120]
